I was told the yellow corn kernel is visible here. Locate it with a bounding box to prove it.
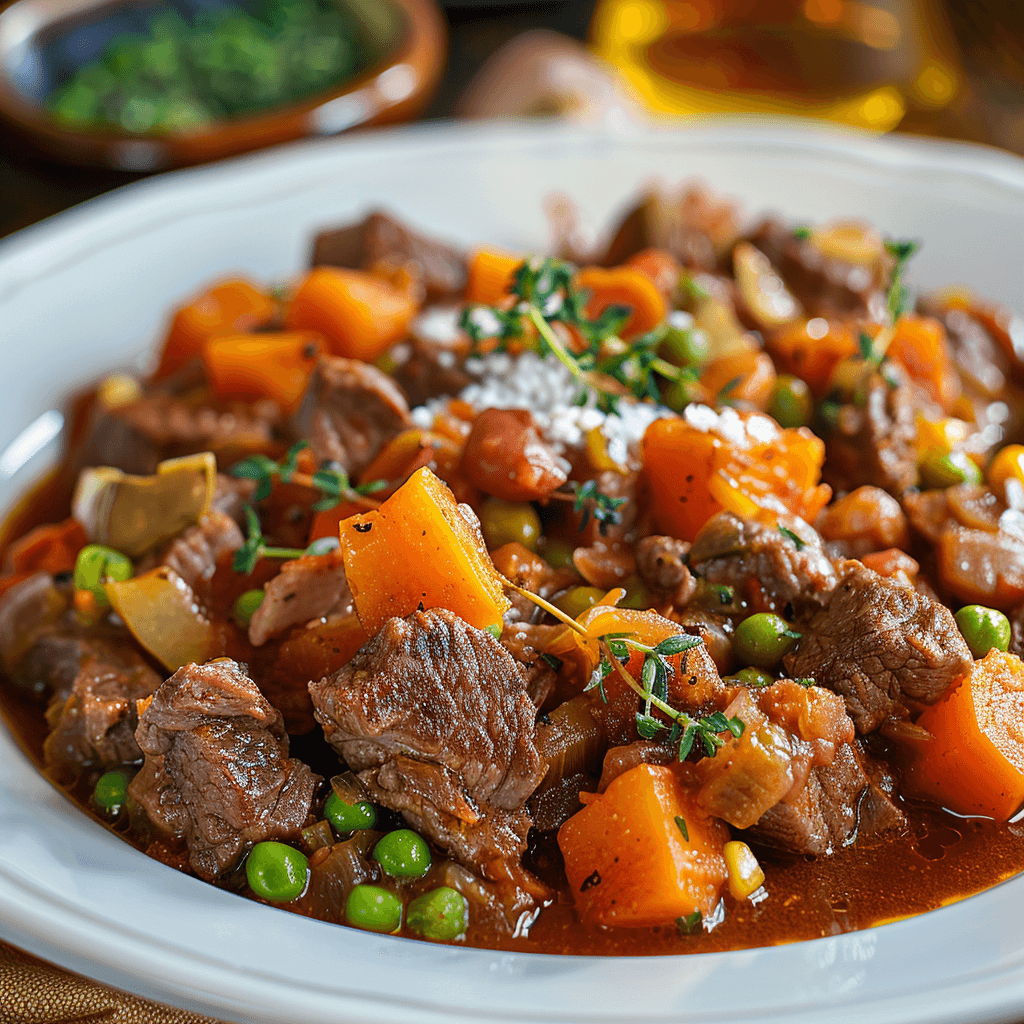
[988,445,1024,497]
[97,373,142,410]
[586,426,624,474]
[723,840,765,900]
[916,415,970,458]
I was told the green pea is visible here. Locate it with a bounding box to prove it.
[919,450,983,490]
[769,375,814,429]
[345,884,403,933]
[478,499,541,552]
[484,623,503,640]
[554,586,605,620]
[324,792,377,832]
[662,322,709,368]
[732,613,800,670]
[373,828,431,878]
[92,769,130,814]
[955,605,1012,659]
[245,842,308,902]
[74,544,133,607]
[233,588,265,626]
[407,886,469,941]
[538,539,575,570]
[724,667,775,688]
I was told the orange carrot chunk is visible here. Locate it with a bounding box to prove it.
[6,517,87,576]
[887,314,961,412]
[286,267,419,363]
[575,266,667,340]
[464,249,524,306]
[558,763,729,928]
[641,409,830,542]
[907,649,1024,820]
[154,279,276,381]
[338,467,510,634]
[203,333,321,413]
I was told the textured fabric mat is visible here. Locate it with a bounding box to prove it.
[0,941,235,1024]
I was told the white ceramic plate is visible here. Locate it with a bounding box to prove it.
[2,119,1024,1024]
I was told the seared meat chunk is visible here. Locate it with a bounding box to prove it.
[309,609,545,882]
[161,509,243,593]
[784,560,972,732]
[43,640,160,769]
[823,368,919,496]
[689,511,837,615]
[748,219,888,321]
[211,473,257,523]
[749,743,870,856]
[249,549,353,647]
[0,572,67,679]
[636,535,696,608]
[97,392,281,472]
[130,659,318,881]
[312,210,467,301]
[695,683,854,831]
[307,357,412,476]
[391,330,472,407]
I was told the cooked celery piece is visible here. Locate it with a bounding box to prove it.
[73,452,216,557]
[105,566,216,670]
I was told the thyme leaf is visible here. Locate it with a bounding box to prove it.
[232,504,306,575]
[778,524,806,551]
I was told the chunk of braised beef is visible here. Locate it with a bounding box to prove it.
[308,609,546,889]
[783,560,972,733]
[602,187,739,270]
[670,608,735,676]
[43,640,161,769]
[306,356,411,476]
[636,535,696,608]
[822,367,919,496]
[249,549,353,647]
[747,219,888,321]
[211,473,257,524]
[747,743,867,856]
[311,210,467,301]
[694,683,855,831]
[130,659,319,882]
[391,331,472,407]
[460,408,568,502]
[689,511,837,617]
[99,391,282,471]
[0,572,68,680]
[161,509,243,595]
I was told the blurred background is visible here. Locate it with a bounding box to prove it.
[0,0,1021,240]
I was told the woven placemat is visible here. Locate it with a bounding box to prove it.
[0,941,235,1024]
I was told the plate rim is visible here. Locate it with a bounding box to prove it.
[3,116,1024,1024]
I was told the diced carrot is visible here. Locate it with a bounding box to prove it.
[338,467,510,634]
[308,500,368,544]
[767,319,858,397]
[558,763,729,927]
[285,267,419,363]
[641,410,830,541]
[203,333,321,414]
[907,649,1024,819]
[888,315,961,411]
[6,517,87,576]
[624,248,681,300]
[154,279,276,381]
[270,613,370,686]
[575,266,667,341]
[464,249,524,306]
[700,349,777,410]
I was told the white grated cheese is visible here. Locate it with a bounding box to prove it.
[411,351,672,468]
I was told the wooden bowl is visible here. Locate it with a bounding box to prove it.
[0,0,446,170]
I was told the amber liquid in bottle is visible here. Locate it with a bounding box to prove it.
[590,0,961,131]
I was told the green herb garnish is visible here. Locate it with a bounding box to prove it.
[778,524,806,551]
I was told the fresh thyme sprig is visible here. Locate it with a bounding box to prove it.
[459,257,692,413]
[504,580,744,763]
[571,479,626,535]
[884,238,920,324]
[233,505,307,574]
[230,440,386,511]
